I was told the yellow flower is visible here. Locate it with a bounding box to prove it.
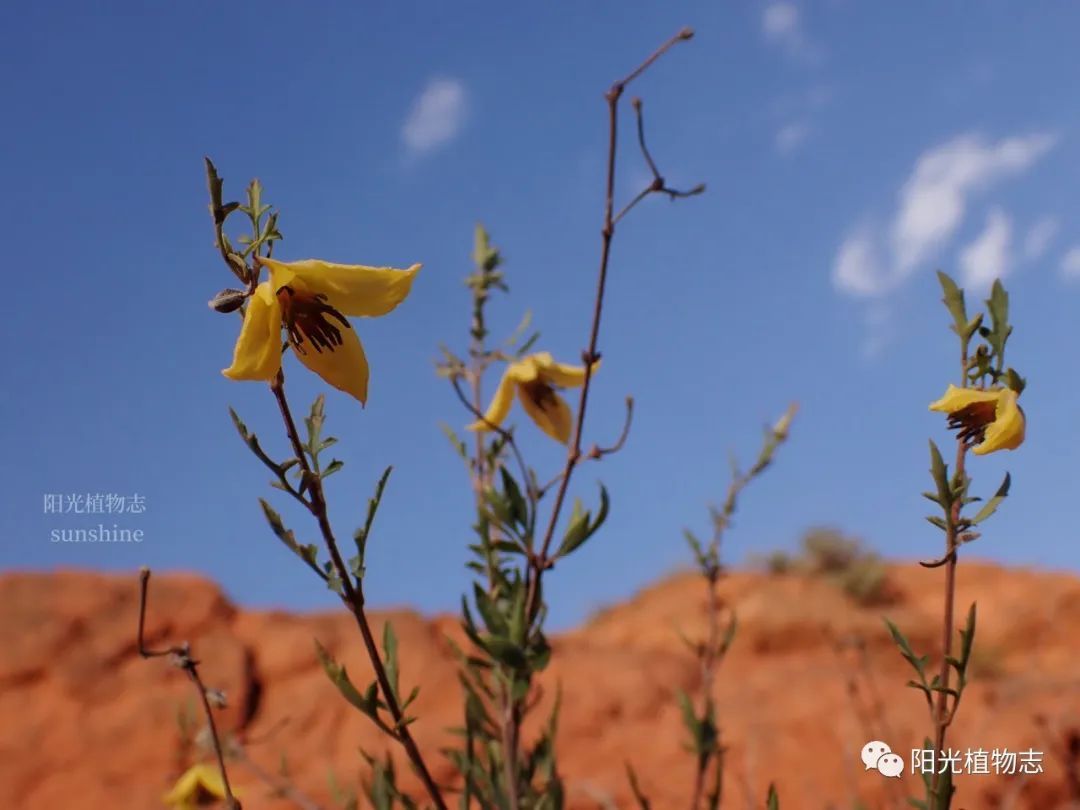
[163,763,236,809]
[222,257,421,405]
[928,384,1025,455]
[468,352,599,444]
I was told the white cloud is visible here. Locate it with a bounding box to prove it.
[1022,216,1059,261]
[832,132,1057,298]
[861,304,894,359]
[763,2,799,40]
[401,78,467,156]
[834,228,884,297]
[762,2,819,62]
[959,208,1012,290]
[1061,247,1080,280]
[775,121,810,155]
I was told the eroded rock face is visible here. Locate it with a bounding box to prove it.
[2,563,1079,809]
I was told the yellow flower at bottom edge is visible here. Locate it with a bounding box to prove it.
[468,352,600,444]
[928,384,1025,455]
[163,762,238,809]
[222,257,421,405]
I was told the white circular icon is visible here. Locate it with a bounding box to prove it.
[876,752,905,778]
[861,740,892,770]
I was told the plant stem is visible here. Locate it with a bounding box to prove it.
[267,371,447,810]
[688,566,721,810]
[468,307,521,810]
[930,351,970,808]
[526,26,695,624]
[137,568,241,810]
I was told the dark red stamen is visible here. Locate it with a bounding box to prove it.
[276,286,351,355]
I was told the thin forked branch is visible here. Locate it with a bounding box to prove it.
[138,567,241,810]
[526,27,702,621]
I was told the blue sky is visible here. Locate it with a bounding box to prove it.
[2,2,1080,630]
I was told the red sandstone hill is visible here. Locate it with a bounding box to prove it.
[2,563,1079,809]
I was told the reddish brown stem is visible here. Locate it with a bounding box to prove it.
[138,568,241,810]
[268,372,447,810]
[525,26,695,623]
[929,355,970,808]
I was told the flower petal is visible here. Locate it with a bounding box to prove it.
[259,257,420,318]
[292,322,370,405]
[535,355,600,388]
[222,283,282,381]
[928,384,999,413]
[973,389,1025,455]
[518,384,573,444]
[163,763,228,806]
[467,365,517,433]
[507,355,543,383]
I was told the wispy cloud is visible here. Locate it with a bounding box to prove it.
[832,132,1057,298]
[1060,247,1080,281]
[861,304,895,360]
[762,2,821,63]
[401,77,468,157]
[775,121,810,155]
[959,208,1012,290]
[1022,216,1059,261]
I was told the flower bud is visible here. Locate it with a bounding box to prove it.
[208,288,248,314]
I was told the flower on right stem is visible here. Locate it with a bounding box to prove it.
[928,384,1025,455]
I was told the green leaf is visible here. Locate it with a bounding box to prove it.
[719,612,738,656]
[766,782,780,810]
[937,271,967,335]
[480,634,526,670]
[439,422,469,459]
[683,529,707,569]
[884,618,927,677]
[354,466,393,565]
[928,440,951,509]
[382,621,400,704]
[957,602,977,672]
[1004,367,1026,394]
[473,583,509,637]
[500,466,528,528]
[506,582,527,646]
[625,763,652,810]
[322,459,344,479]
[971,472,1010,525]
[483,488,513,527]
[988,279,1009,332]
[594,483,610,530]
[555,498,590,558]
[905,679,931,695]
[258,499,326,580]
[472,222,501,272]
[555,484,609,559]
[516,331,541,357]
[314,640,378,717]
[962,312,984,340]
[304,395,327,459]
[205,157,224,210]
[504,309,533,348]
[676,689,701,751]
